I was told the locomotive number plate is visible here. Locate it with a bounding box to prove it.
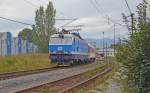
[58,47,63,50]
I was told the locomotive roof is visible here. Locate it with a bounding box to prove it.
[88,43,95,48]
[51,33,83,40]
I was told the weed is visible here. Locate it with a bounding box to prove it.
[0,54,52,73]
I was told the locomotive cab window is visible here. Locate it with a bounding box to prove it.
[49,37,73,45]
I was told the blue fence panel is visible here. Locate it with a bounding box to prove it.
[18,35,22,54]
[0,32,38,56]
[6,32,12,56]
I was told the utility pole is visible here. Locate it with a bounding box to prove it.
[102,32,104,58]
[124,0,134,35]
[105,42,108,63]
[0,40,3,56]
[114,24,116,53]
[131,13,134,34]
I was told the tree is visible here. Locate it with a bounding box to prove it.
[18,28,34,42]
[115,0,150,93]
[18,1,56,53]
[34,1,56,52]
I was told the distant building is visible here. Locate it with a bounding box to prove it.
[96,52,104,60]
[98,48,116,57]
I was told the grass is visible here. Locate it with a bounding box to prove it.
[77,60,131,93]
[0,53,52,73]
[77,67,115,93]
[83,62,106,78]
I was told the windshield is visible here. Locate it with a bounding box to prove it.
[49,37,72,45]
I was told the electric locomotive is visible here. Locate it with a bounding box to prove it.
[48,29,95,66]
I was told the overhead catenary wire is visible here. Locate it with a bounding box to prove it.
[0,16,33,26]
[0,0,79,53]
[90,0,124,26]
[23,0,75,21]
[94,0,108,17]
[55,18,77,21]
[0,16,77,26]
[57,18,78,29]
[123,0,134,34]
[23,0,39,8]
[124,0,132,14]
[89,0,107,19]
[24,0,70,21]
[23,0,78,29]
[36,0,47,5]
[94,0,122,25]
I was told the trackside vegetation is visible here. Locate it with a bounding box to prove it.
[115,0,150,92]
[0,54,51,73]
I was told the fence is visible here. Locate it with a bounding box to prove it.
[0,32,38,56]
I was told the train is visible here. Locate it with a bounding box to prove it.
[0,32,38,56]
[48,29,96,66]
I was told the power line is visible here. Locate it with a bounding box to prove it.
[57,18,78,29]
[93,0,111,24]
[36,0,47,5]
[94,0,107,17]
[124,0,134,34]
[0,16,33,26]
[55,18,77,21]
[89,0,123,26]
[89,0,106,19]
[23,0,39,8]
[24,0,72,22]
[0,15,78,25]
[24,0,77,26]
[124,0,132,14]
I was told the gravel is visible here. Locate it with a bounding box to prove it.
[0,62,103,93]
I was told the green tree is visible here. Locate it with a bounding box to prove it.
[18,28,34,42]
[18,1,56,53]
[34,1,56,52]
[115,0,150,93]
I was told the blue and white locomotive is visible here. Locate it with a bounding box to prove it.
[48,29,93,66]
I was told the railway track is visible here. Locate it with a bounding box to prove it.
[0,66,69,80]
[60,67,113,93]
[16,64,113,93]
[0,62,108,93]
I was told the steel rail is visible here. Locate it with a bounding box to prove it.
[15,64,112,93]
[59,67,113,93]
[0,66,68,80]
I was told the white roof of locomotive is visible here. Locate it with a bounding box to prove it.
[51,33,83,40]
[51,34,72,37]
[88,43,95,48]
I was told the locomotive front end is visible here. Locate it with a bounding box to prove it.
[49,33,73,65]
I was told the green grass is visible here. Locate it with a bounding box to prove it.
[0,54,52,73]
[79,61,131,93]
[83,63,106,78]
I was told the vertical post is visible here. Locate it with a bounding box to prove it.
[18,35,22,55]
[1,40,3,56]
[102,32,104,57]
[105,42,107,63]
[114,24,116,54]
[131,13,134,35]
[26,32,30,53]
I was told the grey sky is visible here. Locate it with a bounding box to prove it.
[0,0,143,39]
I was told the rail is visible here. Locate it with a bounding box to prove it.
[0,66,69,80]
[16,64,113,93]
[59,67,113,93]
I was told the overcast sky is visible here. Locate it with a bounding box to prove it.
[0,0,144,39]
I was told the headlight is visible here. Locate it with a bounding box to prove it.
[53,51,56,53]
